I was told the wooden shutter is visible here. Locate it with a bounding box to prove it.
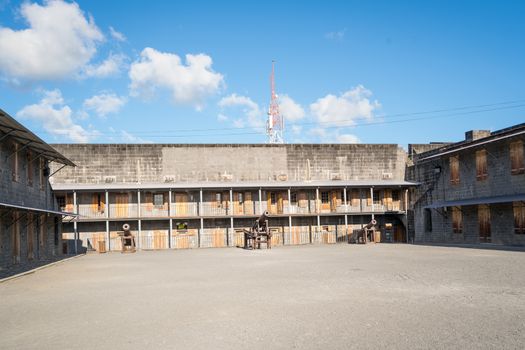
[478,205,491,241]
[298,192,307,208]
[510,141,525,175]
[91,194,98,212]
[452,207,462,234]
[351,189,360,207]
[514,202,525,234]
[27,213,34,260]
[145,193,153,211]
[476,150,488,181]
[366,191,372,206]
[450,156,460,184]
[65,194,74,212]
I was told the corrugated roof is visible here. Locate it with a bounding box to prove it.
[415,123,525,162]
[424,194,525,209]
[52,179,418,191]
[0,108,75,167]
[0,202,78,217]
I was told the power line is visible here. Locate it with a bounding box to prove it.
[31,99,525,140]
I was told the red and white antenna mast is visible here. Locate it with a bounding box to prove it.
[267,61,284,144]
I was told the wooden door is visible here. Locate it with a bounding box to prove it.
[384,189,392,210]
[244,192,253,214]
[27,213,34,260]
[115,193,129,217]
[175,193,189,215]
[12,212,20,263]
[479,205,491,242]
[277,192,284,214]
[330,191,339,212]
[234,192,243,215]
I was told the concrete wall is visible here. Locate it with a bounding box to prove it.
[49,144,407,184]
[408,134,525,245]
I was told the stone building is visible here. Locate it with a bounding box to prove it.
[0,109,74,272]
[408,123,525,245]
[49,144,415,251]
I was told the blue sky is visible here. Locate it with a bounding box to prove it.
[0,0,524,146]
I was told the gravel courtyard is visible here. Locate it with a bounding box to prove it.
[1,244,524,349]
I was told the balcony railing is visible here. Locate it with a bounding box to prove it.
[77,205,106,219]
[172,202,198,217]
[200,203,228,216]
[140,204,169,217]
[109,203,138,218]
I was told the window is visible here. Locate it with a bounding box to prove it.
[154,193,164,208]
[56,196,66,211]
[215,193,222,208]
[510,141,525,175]
[94,193,105,213]
[478,205,491,242]
[373,190,381,205]
[321,191,329,204]
[270,192,277,205]
[476,149,488,181]
[12,142,19,182]
[54,216,60,246]
[513,202,525,234]
[450,155,460,184]
[27,151,33,186]
[392,190,400,202]
[424,208,432,232]
[452,207,462,234]
[290,192,297,205]
[39,158,45,191]
[238,193,243,204]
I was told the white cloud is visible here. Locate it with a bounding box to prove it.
[129,47,224,110]
[325,28,346,41]
[218,93,264,128]
[16,89,93,142]
[83,53,126,78]
[109,26,126,42]
[308,128,361,144]
[336,133,361,143]
[279,94,305,121]
[120,130,150,143]
[310,85,380,126]
[0,0,104,81]
[83,93,126,117]
[217,113,229,122]
[291,125,303,135]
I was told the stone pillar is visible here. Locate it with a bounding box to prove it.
[73,191,78,254]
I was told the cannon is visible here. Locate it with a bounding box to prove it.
[244,211,271,249]
[120,223,136,253]
[357,219,377,244]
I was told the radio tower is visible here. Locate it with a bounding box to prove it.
[266,61,284,144]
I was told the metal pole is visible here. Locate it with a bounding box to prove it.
[229,188,233,247]
[370,187,375,220]
[258,188,262,214]
[288,187,292,245]
[199,189,203,248]
[105,190,109,251]
[168,190,172,249]
[73,191,78,254]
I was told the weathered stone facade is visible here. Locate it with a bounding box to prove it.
[1,110,71,272]
[49,143,413,252]
[50,144,407,184]
[408,124,525,246]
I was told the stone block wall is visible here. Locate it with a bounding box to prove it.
[49,144,408,184]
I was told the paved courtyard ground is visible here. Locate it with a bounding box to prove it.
[1,244,524,349]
